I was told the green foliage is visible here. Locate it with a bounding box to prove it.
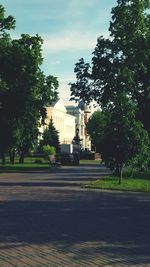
[70,0,150,182]
[39,118,60,152]
[0,5,59,164]
[86,110,109,152]
[70,58,91,103]
[86,94,150,183]
[129,139,150,172]
[70,0,150,134]
[43,145,56,156]
[102,95,150,176]
[0,5,16,163]
[0,5,15,33]
[109,0,150,134]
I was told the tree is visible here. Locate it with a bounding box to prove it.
[39,118,60,153]
[70,0,150,135]
[0,5,15,33]
[86,110,109,153]
[0,5,16,164]
[106,0,150,134]
[43,145,56,155]
[106,94,149,183]
[70,58,92,103]
[0,5,59,164]
[42,145,57,165]
[70,0,150,178]
[87,94,149,183]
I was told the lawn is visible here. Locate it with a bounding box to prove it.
[0,159,100,172]
[88,170,150,193]
[80,159,100,164]
[0,163,50,172]
[0,156,51,172]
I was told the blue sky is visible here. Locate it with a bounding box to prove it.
[1,0,117,103]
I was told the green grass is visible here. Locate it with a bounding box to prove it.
[0,163,50,172]
[0,159,99,172]
[0,156,51,172]
[88,171,150,193]
[80,159,100,164]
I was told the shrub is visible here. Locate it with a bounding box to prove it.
[43,145,56,156]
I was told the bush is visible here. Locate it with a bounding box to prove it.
[43,145,56,156]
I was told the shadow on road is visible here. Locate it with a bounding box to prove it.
[0,192,150,265]
[0,163,150,265]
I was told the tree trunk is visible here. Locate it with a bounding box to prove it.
[19,151,24,164]
[115,163,120,176]
[118,164,123,185]
[1,152,5,165]
[130,168,134,177]
[9,149,15,164]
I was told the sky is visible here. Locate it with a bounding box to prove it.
[1,0,117,104]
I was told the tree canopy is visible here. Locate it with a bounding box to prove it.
[86,94,150,183]
[70,0,150,180]
[70,0,150,134]
[0,5,59,164]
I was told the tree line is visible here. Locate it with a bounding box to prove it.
[70,0,150,183]
[0,5,59,164]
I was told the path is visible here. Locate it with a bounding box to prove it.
[0,163,150,266]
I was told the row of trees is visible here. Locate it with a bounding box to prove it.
[0,5,59,164]
[70,0,150,183]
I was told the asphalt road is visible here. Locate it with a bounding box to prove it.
[0,163,150,267]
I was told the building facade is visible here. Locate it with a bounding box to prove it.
[41,99,92,151]
[45,99,75,144]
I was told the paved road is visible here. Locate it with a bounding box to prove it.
[0,163,150,267]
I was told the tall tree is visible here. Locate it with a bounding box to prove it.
[0,5,59,164]
[101,94,149,183]
[0,5,16,164]
[70,0,150,135]
[108,0,150,134]
[39,118,60,153]
[87,95,149,183]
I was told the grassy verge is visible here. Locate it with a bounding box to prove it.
[80,159,100,164]
[88,171,150,193]
[0,162,50,173]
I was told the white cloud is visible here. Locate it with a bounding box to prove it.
[50,60,61,66]
[58,83,71,103]
[68,0,99,15]
[59,75,75,83]
[57,75,76,103]
[42,30,109,53]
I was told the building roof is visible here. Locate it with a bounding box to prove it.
[51,99,67,113]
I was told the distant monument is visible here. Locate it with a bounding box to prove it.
[66,100,91,151]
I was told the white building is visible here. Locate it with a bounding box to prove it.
[45,99,75,144]
[42,99,92,151]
